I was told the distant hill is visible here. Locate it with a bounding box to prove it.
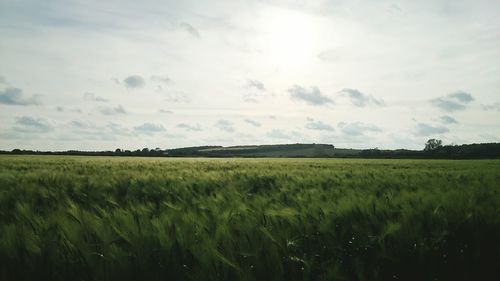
[166,143,349,157]
[2,142,500,159]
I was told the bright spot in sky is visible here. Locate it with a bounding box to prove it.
[256,8,320,70]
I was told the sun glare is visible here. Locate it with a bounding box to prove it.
[257,9,320,70]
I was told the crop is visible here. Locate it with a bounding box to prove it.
[0,156,499,281]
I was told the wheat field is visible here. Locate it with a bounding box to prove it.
[0,156,499,281]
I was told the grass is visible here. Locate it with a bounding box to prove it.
[0,156,499,281]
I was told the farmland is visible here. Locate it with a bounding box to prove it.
[0,156,499,281]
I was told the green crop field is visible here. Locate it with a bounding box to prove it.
[0,156,499,281]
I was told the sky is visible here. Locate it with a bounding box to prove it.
[0,0,499,151]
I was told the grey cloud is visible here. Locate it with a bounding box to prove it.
[106,123,133,136]
[56,106,64,112]
[449,91,474,103]
[71,120,94,129]
[134,123,166,135]
[317,49,338,62]
[431,91,474,112]
[215,120,235,132]
[481,102,500,111]
[176,123,202,132]
[305,118,335,131]
[243,97,259,103]
[245,79,266,91]
[180,22,200,38]
[288,85,333,106]
[70,120,132,138]
[98,105,127,115]
[151,75,171,84]
[0,87,41,106]
[0,131,27,140]
[414,123,449,136]
[164,92,190,103]
[84,92,109,102]
[266,129,302,139]
[338,122,382,136]
[159,109,173,114]
[479,134,500,142]
[440,115,458,124]
[389,4,402,12]
[339,88,384,107]
[266,129,289,139]
[123,75,145,89]
[0,76,6,84]
[70,120,101,136]
[14,116,52,133]
[431,98,465,111]
[244,119,261,127]
[243,80,268,103]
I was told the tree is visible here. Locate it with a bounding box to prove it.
[424,139,443,151]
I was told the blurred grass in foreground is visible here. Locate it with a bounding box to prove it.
[0,156,499,281]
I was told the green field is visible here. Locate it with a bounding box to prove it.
[0,156,499,281]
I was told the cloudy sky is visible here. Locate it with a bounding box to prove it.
[1,0,499,151]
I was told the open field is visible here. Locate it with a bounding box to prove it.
[0,156,499,281]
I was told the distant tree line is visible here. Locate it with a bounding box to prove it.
[1,141,500,159]
[359,140,500,159]
[2,148,169,157]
